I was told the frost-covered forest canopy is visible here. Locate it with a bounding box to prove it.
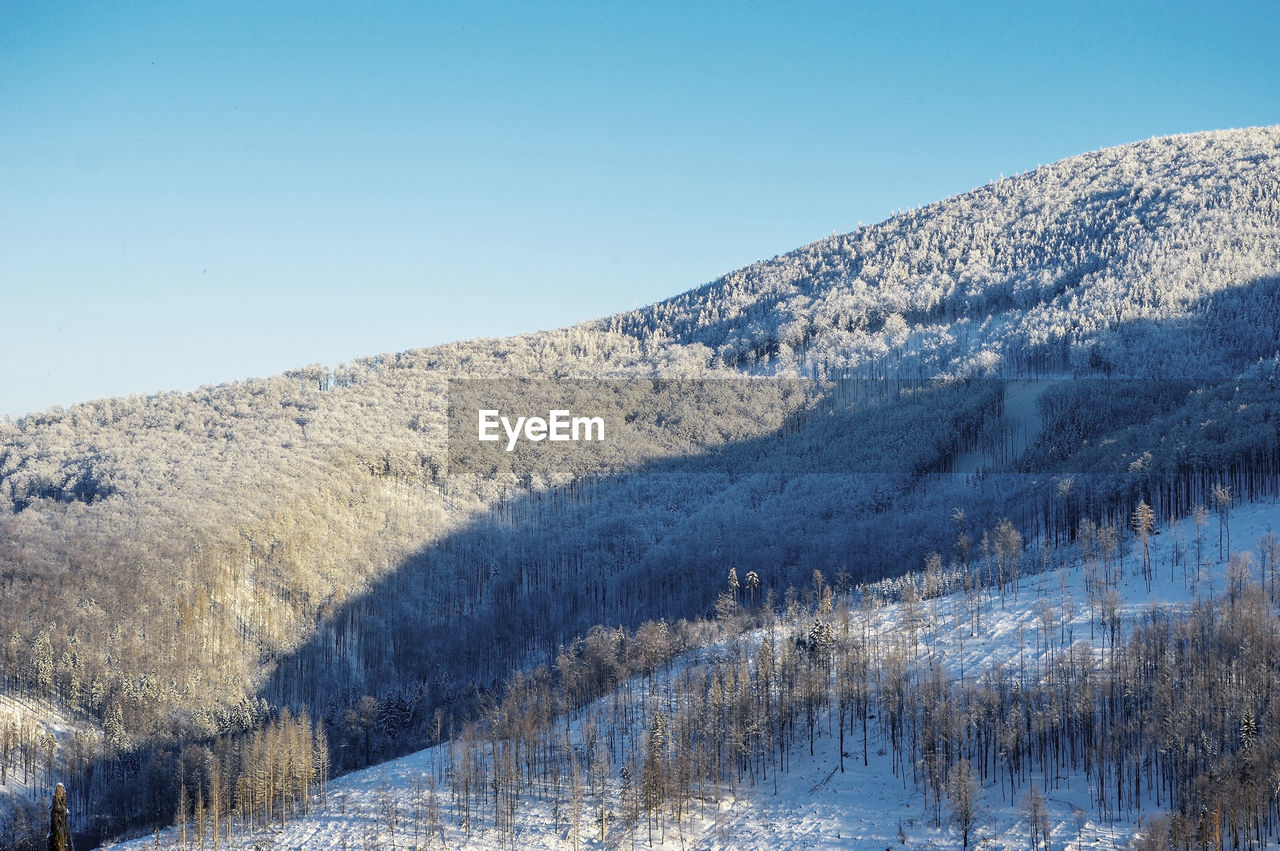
[2,127,1280,845]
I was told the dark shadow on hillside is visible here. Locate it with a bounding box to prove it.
[260,378,1013,746]
[78,275,1280,846]
[253,275,1280,770]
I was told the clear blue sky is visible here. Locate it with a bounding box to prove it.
[3,1,1278,418]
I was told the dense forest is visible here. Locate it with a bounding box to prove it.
[92,501,1280,849]
[2,127,1280,845]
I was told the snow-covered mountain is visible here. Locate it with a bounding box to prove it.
[3,127,1280,847]
[613,125,1280,381]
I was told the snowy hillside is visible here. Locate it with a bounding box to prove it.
[4,127,1280,847]
[109,497,1280,850]
[613,126,1280,382]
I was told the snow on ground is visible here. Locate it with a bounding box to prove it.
[951,379,1051,474]
[0,691,93,826]
[108,496,1279,849]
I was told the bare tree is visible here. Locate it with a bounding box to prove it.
[1193,504,1209,579]
[1024,786,1049,850]
[947,758,981,850]
[1213,484,1232,558]
[1132,500,1154,590]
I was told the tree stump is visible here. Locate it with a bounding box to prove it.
[49,782,73,851]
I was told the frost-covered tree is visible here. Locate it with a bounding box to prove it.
[947,758,981,850]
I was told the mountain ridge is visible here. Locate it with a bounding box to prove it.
[606,125,1280,379]
[5,124,1278,431]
